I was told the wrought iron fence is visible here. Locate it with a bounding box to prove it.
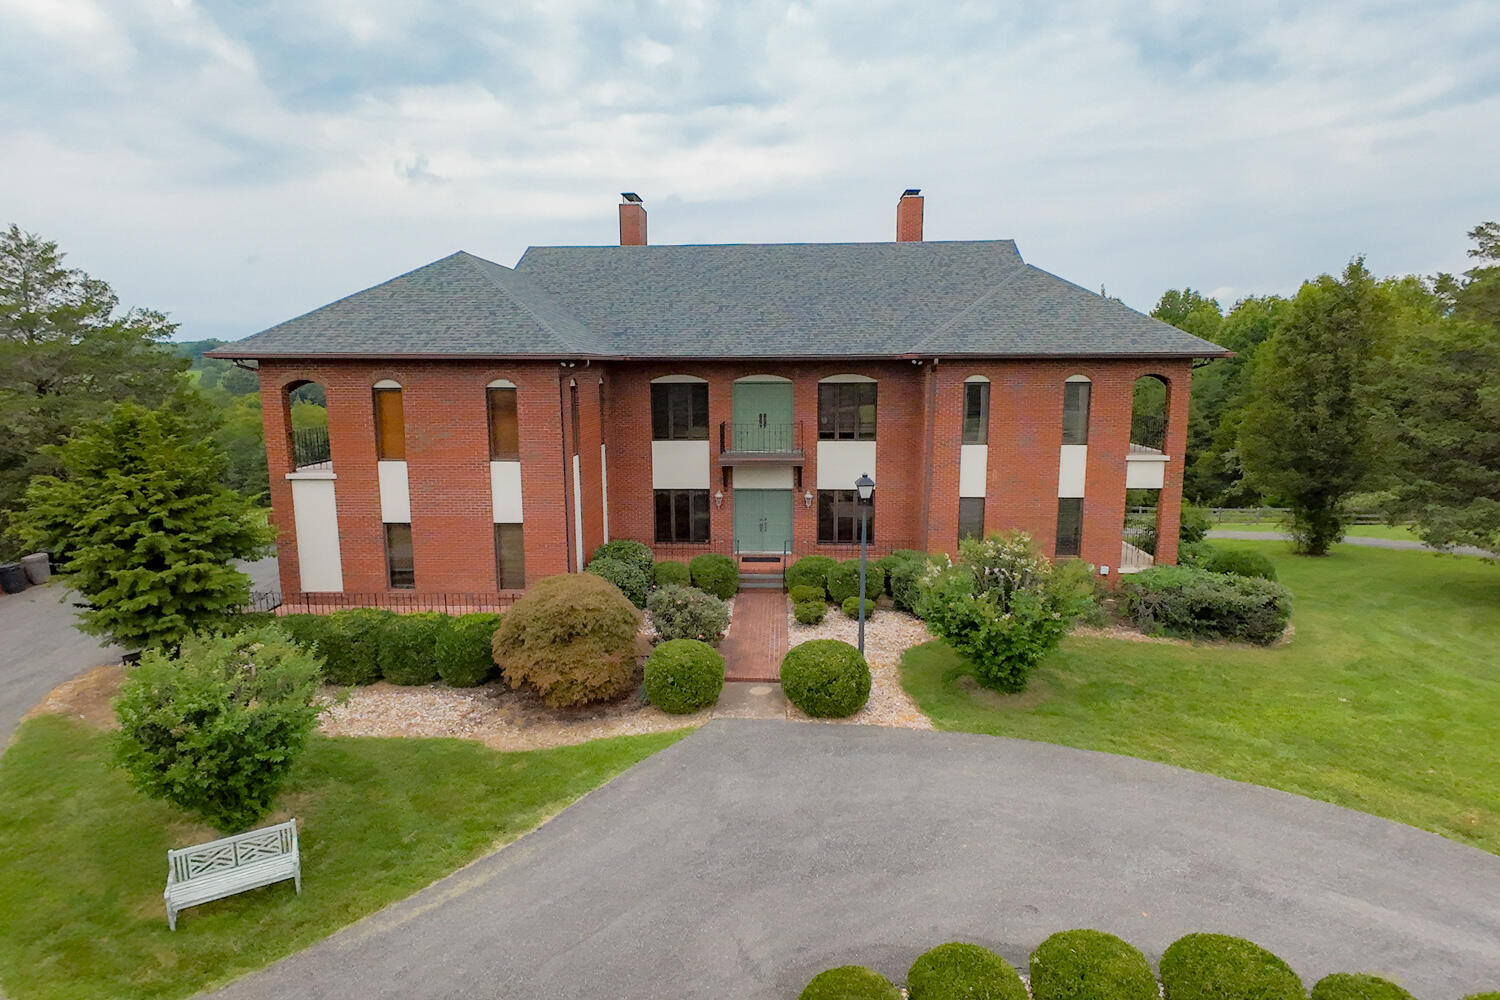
[291,426,331,469]
[268,591,520,615]
[719,421,804,455]
[1129,413,1167,452]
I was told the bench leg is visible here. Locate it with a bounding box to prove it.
[167,905,177,932]
[294,866,302,894]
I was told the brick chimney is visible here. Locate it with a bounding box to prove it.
[619,192,647,246]
[896,188,923,242]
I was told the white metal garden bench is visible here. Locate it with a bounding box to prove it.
[164,817,301,930]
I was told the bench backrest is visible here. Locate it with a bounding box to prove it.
[168,819,297,884]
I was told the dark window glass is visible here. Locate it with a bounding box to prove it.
[1062,381,1091,445]
[569,384,580,456]
[1055,498,1083,557]
[494,523,525,589]
[487,387,519,460]
[374,388,405,460]
[958,497,985,541]
[654,489,710,543]
[384,522,415,588]
[817,490,874,543]
[817,382,877,440]
[650,383,709,440]
[962,382,990,444]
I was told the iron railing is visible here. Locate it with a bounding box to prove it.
[276,592,520,614]
[291,426,331,469]
[1129,413,1167,452]
[719,421,804,456]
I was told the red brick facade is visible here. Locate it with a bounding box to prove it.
[259,356,1189,599]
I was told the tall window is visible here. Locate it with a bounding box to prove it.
[651,383,709,440]
[962,381,990,444]
[1055,499,1083,557]
[1062,380,1091,445]
[654,489,710,543]
[818,490,874,543]
[384,523,415,588]
[494,523,524,589]
[818,382,877,440]
[487,386,519,460]
[958,497,985,541]
[374,386,405,460]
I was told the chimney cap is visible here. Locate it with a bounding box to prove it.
[901,188,921,198]
[621,192,643,203]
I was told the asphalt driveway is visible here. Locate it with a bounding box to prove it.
[211,719,1500,1000]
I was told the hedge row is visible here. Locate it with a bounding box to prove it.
[801,931,1483,1000]
[1120,565,1293,645]
[585,542,740,605]
[277,608,502,688]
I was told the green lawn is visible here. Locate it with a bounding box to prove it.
[900,542,1500,855]
[1210,521,1421,542]
[0,717,688,1000]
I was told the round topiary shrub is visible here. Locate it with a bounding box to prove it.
[1029,929,1158,1000]
[794,600,827,625]
[690,553,739,600]
[907,942,1027,1000]
[786,555,836,596]
[1159,933,1304,1000]
[586,555,650,608]
[827,560,885,605]
[799,965,901,1000]
[321,608,394,685]
[841,595,876,619]
[491,573,641,708]
[377,611,448,685]
[1204,548,1278,581]
[590,539,654,577]
[780,639,871,718]
[276,613,329,655]
[643,638,724,714]
[1311,973,1415,1000]
[789,584,826,604]
[435,612,502,687]
[647,584,730,645]
[653,560,691,587]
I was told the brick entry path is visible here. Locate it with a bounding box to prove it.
[720,590,786,682]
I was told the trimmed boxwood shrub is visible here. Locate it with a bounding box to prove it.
[907,942,1027,1000]
[789,584,826,604]
[1159,933,1304,1000]
[653,560,691,587]
[799,966,901,1000]
[794,600,827,625]
[647,584,730,645]
[780,639,871,717]
[1121,566,1292,645]
[276,613,329,655]
[1178,539,1220,567]
[436,612,502,687]
[492,573,641,708]
[590,539,654,577]
[889,555,936,614]
[1310,974,1414,1000]
[827,560,885,605]
[785,555,836,596]
[1204,548,1278,581]
[690,553,739,600]
[1029,929,1158,1000]
[377,611,447,686]
[643,638,724,714]
[586,555,650,608]
[320,608,393,686]
[872,554,910,597]
[841,595,875,619]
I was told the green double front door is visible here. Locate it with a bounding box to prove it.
[734,489,793,554]
[730,381,794,453]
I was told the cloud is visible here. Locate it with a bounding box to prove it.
[0,0,1496,338]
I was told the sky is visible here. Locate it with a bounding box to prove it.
[2,0,1497,342]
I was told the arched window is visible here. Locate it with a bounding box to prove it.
[650,374,708,441]
[372,379,404,460]
[1062,375,1091,445]
[1130,375,1168,453]
[818,374,877,441]
[283,379,330,471]
[962,375,990,444]
[487,378,519,460]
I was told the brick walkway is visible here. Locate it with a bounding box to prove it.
[720,589,787,682]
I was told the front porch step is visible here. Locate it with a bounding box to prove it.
[739,572,785,591]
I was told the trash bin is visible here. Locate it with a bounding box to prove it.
[20,552,50,585]
[0,562,28,594]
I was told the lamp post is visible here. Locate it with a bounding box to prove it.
[855,473,875,655]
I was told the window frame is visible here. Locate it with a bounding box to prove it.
[494,523,525,590]
[384,522,415,589]
[653,489,711,543]
[817,382,877,441]
[817,489,874,544]
[486,386,520,461]
[1062,380,1091,446]
[962,382,990,444]
[650,383,709,441]
[1055,498,1083,558]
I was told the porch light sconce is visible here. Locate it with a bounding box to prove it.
[714,490,724,509]
[803,490,814,508]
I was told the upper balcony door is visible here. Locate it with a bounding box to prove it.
[730,381,794,455]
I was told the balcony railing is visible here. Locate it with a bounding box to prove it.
[291,426,331,470]
[719,421,804,458]
[1130,413,1166,453]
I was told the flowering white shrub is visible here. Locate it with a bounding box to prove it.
[646,584,731,646]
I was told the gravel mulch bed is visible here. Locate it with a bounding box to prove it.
[786,600,935,731]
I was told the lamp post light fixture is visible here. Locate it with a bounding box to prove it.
[854,473,875,655]
[713,490,724,509]
[803,490,814,509]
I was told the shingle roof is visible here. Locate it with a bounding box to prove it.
[211,241,1227,360]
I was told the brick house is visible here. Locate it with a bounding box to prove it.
[210,191,1226,603]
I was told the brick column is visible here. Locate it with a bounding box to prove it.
[575,374,606,559]
[258,366,300,595]
[1080,367,1132,575]
[324,366,386,593]
[792,375,821,555]
[923,364,965,552]
[405,365,494,593]
[1152,364,1193,566]
[986,363,1065,552]
[708,376,735,549]
[519,368,571,582]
